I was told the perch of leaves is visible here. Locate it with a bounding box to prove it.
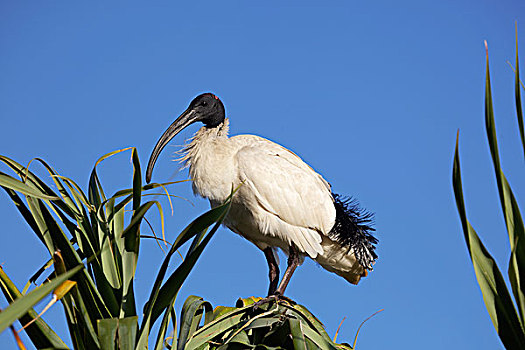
[174,296,356,349]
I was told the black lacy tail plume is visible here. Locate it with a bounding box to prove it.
[329,194,378,270]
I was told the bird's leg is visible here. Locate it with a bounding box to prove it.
[274,245,300,296]
[263,247,280,296]
[252,247,297,311]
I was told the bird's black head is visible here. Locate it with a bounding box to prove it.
[146,92,225,183]
[188,93,225,128]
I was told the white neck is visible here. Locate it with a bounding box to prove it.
[178,119,234,202]
[179,118,230,167]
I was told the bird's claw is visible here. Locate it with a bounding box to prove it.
[251,293,295,311]
[274,294,295,305]
[251,295,278,311]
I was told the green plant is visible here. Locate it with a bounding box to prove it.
[452,30,525,349]
[173,296,356,350]
[0,148,232,349]
[0,147,372,349]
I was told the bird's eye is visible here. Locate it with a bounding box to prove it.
[201,101,208,107]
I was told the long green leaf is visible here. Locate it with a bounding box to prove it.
[97,219,121,290]
[220,330,251,348]
[0,172,58,200]
[300,325,338,350]
[514,24,525,159]
[506,178,525,326]
[184,306,250,349]
[453,134,525,348]
[114,200,134,319]
[0,156,61,200]
[484,43,525,327]
[177,296,213,350]
[64,285,102,349]
[275,303,334,345]
[154,293,178,350]
[131,148,141,212]
[97,316,138,350]
[0,265,83,333]
[32,158,81,218]
[484,42,525,253]
[0,268,68,349]
[108,148,138,308]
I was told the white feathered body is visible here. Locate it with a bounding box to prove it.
[181,119,366,284]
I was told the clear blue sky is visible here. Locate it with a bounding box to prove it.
[1,1,524,349]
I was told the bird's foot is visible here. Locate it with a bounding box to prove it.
[251,295,278,311]
[251,293,295,311]
[273,293,295,305]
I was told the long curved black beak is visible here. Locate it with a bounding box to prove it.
[146,108,199,183]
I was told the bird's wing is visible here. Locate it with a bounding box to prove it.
[234,137,336,258]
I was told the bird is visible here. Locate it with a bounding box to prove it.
[146,92,377,297]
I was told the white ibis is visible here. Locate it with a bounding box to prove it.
[146,93,377,297]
